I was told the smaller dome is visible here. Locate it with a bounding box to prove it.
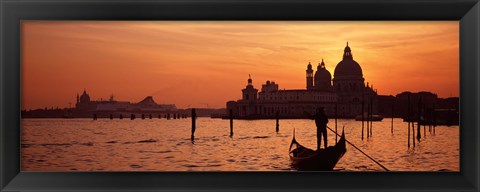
[314,59,332,84]
[80,89,90,102]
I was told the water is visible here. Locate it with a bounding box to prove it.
[21,118,459,171]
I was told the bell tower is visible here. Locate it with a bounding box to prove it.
[242,74,258,101]
[306,62,314,90]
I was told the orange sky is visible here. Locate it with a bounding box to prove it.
[21,21,459,110]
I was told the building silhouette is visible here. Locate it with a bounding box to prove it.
[227,43,378,118]
[75,89,177,116]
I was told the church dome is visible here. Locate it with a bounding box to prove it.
[80,89,90,102]
[334,42,363,77]
[314,59,331,82]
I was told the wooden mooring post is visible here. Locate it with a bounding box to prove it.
[366,99,370,138]
[407,93,411,148]
[408,122,411,148]
[275,111,280,133]
[391,98,394,134]
[361,100,364,140]
[369,97,373,137]
[229,109,233,137]
[433,109,436,135]
[412,121,416,147]
[423,104,426,137]
[416,98,422,142]
[335,104,338,143]
[191,108,196,143]
[417,121,421,142]
[423,123,426,137]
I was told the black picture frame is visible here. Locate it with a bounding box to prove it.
[1,0,479,191]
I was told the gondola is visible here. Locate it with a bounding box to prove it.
[289,129,346,171]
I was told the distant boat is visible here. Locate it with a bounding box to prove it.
[289,130,346,171]
[355,114,383,121]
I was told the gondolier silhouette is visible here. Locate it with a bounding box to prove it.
[305,107,329,150]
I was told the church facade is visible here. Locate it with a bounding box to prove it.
[226,43,378,119]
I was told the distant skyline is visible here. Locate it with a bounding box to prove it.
[22,21,459,110]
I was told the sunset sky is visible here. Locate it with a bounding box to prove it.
[22,21,459,110]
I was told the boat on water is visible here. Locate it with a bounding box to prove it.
[355,114,384,121]
[289,130,346,171]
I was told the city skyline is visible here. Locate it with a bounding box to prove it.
[22,21,459,110]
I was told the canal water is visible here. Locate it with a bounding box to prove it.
[21,118,459,171]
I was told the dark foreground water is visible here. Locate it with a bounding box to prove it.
[21,118,459,171]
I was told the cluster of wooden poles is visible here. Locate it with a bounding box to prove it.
[93,113,188,120]
[359,95,437,149]
[189,108,283,143]
[406,95,437,149]
[190,107,344,144]
[360,97,375,140]
[191,107,388,170]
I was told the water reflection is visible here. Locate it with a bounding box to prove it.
[21,118,459,171]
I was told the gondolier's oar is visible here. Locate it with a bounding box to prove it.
[326,125,390,171]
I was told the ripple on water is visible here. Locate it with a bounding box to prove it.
[437,169,453,171]
[130,164,143,168]
[39,143,72,147]
[138,139,158,143]
[75,159,95,163]
[238,136,251,140]
[138,150,174,154]
[182,164,223,168]
[21,118,459,171]
[81,142,94,146]
[22,144,33,148]
[253,136,270,139]
[176,141,186,146]
[271,155,281,160]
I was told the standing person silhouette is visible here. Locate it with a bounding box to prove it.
[306,107,329,150]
